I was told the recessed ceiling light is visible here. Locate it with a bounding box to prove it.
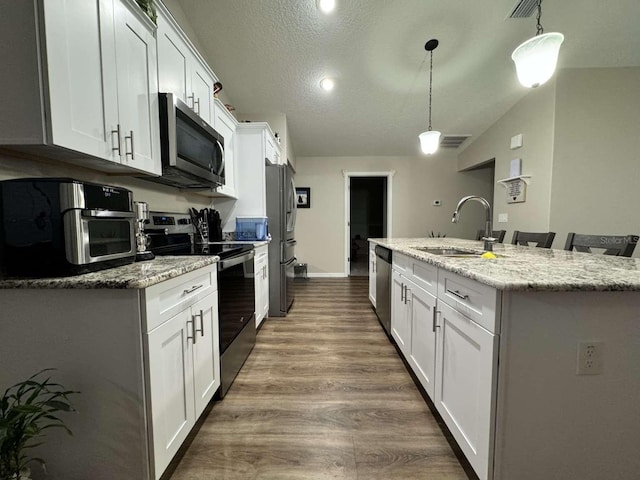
[317,0,336,14]
[320,78,335,91]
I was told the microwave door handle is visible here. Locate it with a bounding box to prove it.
[81,210,136,218]
[216,140,225,172]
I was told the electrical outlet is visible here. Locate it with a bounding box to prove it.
[576,341,604,375]
[498,213,508,223]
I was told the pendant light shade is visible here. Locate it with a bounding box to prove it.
[512,0,564,88]
[418,39,440,155]
[512,32,564,88]
[419,130,441,155]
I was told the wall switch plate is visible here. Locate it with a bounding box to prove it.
[510,134,523,149]
[498,213,508,223]
[432,200,441,206]
[577,341,604,375]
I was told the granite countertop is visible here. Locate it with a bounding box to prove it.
[0,256,219,289]
[369,237,640,292]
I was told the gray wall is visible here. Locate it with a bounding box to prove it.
[458,79,557,235]
[457,66,640,254]
[294,152,494,276]
[550,67,640,246]
[0,153,212,212]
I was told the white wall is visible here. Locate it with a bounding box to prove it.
[458,79,557,241]
[550,68,640,247]
[0,153,212,212]
[294,152,494,275]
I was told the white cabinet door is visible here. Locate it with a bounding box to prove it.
[369,244,376,307]
[147,308,195,479]
[114,0,160,175]
[43,0,119,162]
[254,246,269,327]
[156,12,189,103]
[435,301,497,480]
[190,64,215,126]
[210,101,238,198]
[391,269,410,357]
[191,294,220,416]
[407,282,437,399]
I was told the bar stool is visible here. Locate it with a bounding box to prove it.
[511,231,555,248]
[564,233,638,257]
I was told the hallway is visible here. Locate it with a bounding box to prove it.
[169,277,471,479]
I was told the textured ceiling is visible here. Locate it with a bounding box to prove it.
[171,0,640,157]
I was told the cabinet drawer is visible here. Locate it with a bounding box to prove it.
[437,270,499,333]
[255,244,268,259]
[408,258,438,296]
[143,265,218,332]
[392,251,409,274]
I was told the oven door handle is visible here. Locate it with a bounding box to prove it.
[81,209,136,218]
[218,250,255,271]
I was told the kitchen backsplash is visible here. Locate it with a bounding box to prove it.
[0,152,213,213]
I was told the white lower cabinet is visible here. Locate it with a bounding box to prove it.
[144,265,220,479]
[435,301,497,480]
[391,266,437,399]
[254,244,270,327]
[391,252,498,480]
[369,243,376,307]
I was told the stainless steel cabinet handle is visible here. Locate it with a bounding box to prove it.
[432,308,440,332]
[400,282,405,302]
[111,124,122,155]
[125,130,135,159]
[183,284,204,295]
[194,310,204,337]
[194,98,200,115]
[447,289,469,301]
[188,93,195,109]
[404,286,410,304]
[187,318,195,343]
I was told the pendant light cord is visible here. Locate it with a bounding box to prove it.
[428,49,433,131]
[536,0,544,35]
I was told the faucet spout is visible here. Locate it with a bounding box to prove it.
[451,195,495,251]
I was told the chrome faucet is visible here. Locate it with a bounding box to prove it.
[451,195,495,252]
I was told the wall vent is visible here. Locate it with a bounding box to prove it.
[507,0,539,19]
[440,135,471,149]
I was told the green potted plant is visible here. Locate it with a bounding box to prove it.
[0,370,78,480]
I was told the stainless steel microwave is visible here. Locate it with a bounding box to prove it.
[145,93,225,189]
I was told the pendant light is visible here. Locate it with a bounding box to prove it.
[419,39,441,155]
[511,0,564,88]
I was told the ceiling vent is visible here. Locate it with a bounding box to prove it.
[507,0,539,18]
[439,135,471,148]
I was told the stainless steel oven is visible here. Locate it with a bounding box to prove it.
[216,248,256,397]
[0,178,136,278]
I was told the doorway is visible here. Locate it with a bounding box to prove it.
[344,172,393,277]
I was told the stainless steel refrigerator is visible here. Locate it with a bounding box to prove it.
[266,163,297,316]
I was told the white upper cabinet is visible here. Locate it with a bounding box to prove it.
[0,0,160,175]
[113,0,161,175]
[210,100,238,198]
[156,2,217,127]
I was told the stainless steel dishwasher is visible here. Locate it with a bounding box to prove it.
[374,245,392,337]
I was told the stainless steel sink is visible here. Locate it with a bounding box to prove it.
[412,247,485,257]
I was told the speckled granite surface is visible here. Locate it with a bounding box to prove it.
[0,256,219,289]
[370,238,640,292]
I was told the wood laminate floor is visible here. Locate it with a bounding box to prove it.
[169,277,472,480]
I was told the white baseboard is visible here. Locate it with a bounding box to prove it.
[306,272,348,278]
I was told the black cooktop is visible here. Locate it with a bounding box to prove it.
[148,235,253,260]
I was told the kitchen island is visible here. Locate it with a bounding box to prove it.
[0,256,221,480]
[370,237,640,480]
